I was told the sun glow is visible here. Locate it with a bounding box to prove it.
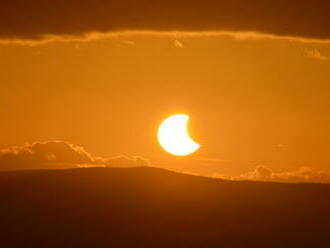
[158,114,200,156]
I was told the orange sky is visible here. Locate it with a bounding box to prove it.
[0,33,330,177]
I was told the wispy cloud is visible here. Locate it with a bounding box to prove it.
[173,39,184,48]
[122,40,136,46]
[233,166,330,183]
[306,48,328,60]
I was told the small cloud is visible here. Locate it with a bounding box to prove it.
[255,166,273,178]
[122,40,136,46]
[173,39,184,48]
[306,48,328,60]
[235,166,330,183]
[105,156,150,168]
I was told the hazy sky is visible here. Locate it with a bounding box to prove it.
[1,32,329,177]
[1,0,330,178]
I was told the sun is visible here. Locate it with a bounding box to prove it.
[158,114,200,156]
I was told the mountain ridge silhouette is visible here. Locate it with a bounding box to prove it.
[0,166,329,247]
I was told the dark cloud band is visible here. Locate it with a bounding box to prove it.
[1,0,330,41]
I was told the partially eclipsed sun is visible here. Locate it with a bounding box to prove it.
[158,114,200,156]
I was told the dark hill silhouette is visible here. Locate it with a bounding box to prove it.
[0,167,329,247]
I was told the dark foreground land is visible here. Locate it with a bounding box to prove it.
[0,167,329,247]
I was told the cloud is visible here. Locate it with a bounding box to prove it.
[0,141,149,171]
[306,49,328,60]
[235,166,330,183]
[1,0,330,42]
[1,141,329,184]
[173,39,184,48]
[105,156,150,168]
[122,40,136,46]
